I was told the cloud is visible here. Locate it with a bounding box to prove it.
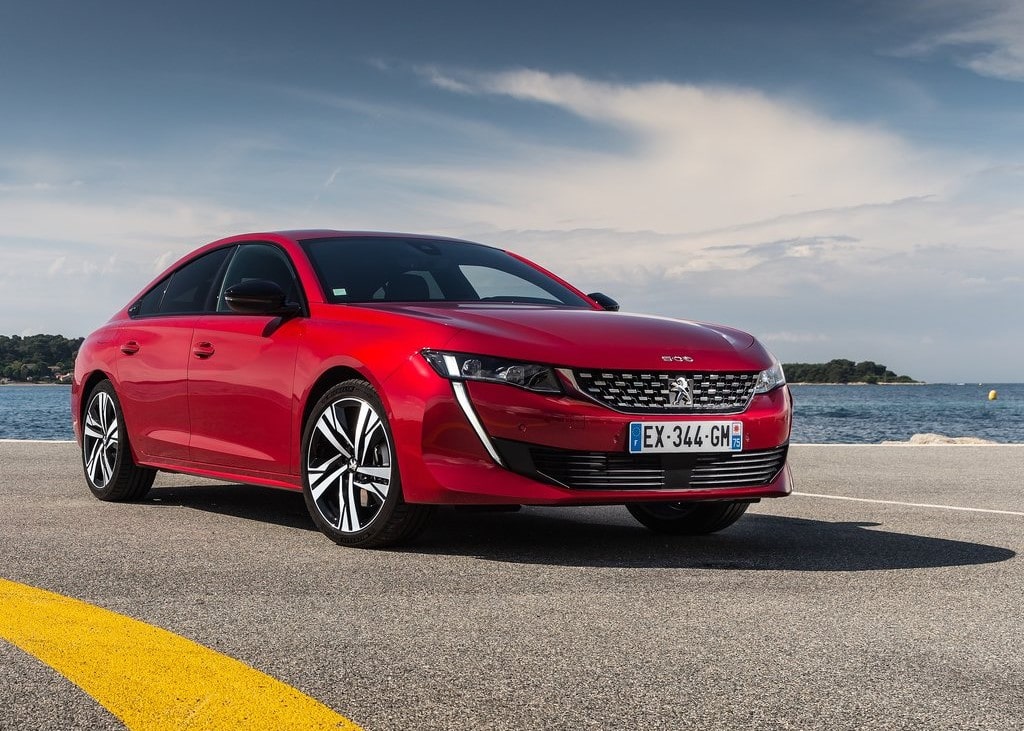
[47,256,66,276]
[411,68,967,234]
[903,0,1024,82]
[415,65,475,94]
[1,65,1019,380]
[759,332,833,345]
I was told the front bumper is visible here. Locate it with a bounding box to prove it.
[386,356,793,505]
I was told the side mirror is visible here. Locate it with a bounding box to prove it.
[223,280,300,316]
[587,292,620,312]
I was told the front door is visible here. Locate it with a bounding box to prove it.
[187,243,305,475]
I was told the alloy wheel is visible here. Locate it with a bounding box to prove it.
[83,390,119,488]
[306,396,393,533]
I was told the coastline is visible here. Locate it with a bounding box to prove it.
[0,382,71,386]
[790,381,1021,386]
[789,381,925,386]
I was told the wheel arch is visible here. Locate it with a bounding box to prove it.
[78,372,148,470]
[79,370,115,426]
[299,366,370,440]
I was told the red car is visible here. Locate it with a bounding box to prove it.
[73,231,792,547]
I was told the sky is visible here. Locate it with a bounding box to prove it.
[1,0,1022,382]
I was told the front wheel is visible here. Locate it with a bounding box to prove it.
[81,381,156,501]
[626,501,750,535]
[301,380,433,548]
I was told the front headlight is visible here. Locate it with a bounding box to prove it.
[754,359,786,394]
[422,350,562,394]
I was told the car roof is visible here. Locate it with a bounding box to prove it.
[245,230,492,247]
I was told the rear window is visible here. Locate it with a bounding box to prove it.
[300,237,590,307]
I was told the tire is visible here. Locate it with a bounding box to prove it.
[301,380,433,548]
[81,380,156,501]
[626,500,750,535]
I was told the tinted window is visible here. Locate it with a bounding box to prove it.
[300,237,590,307]
[133,277,170,317]
[216,243,302,311]
[135,247,232,316]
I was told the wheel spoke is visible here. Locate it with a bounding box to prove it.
[100,447,114,485]
[107,395,116,432]
[84,412,103,439]
[97,393,110,433]
[353,466,390,501]
[86,440,104,484]
[315,409,352,459]
[352,402,380,461]
[338,475,361,532]
[309,460,347,502]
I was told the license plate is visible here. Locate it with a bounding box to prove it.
[628,421,743,454]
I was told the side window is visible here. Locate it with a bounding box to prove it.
[132,277,170,317]
[130,247,231,317]
[216,243,301,312]
[159,247,233,315]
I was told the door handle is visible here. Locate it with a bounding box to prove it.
[120,341,140,355]
[193,342,215,359]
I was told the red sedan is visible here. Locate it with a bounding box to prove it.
[73,231,792,547]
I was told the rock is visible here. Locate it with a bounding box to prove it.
[881,433,999,445]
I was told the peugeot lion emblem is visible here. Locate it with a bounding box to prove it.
[668,376,694,407]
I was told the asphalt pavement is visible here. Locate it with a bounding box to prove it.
[1,441,1022,730]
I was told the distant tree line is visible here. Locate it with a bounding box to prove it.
[0,334,84,382]
[782,359,918,384]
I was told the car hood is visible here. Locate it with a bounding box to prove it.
[361,304,769,371]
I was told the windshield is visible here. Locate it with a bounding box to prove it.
[300,236,591,307]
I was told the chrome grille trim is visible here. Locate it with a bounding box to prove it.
[564,369,759,414]
[522,445,787,490]
[689,449,787,486]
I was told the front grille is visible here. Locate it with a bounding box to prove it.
[532,450,665,489]
[689,448,788,487]
[571,370,758,414]
[495,439,787,490]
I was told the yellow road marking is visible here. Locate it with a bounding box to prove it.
[0,578,362,730]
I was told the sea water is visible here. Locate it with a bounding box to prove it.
[2,382,1022,444]
[0,385,74,440]
[789,383,1024,444]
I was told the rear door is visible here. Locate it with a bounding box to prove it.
[116,246,232,461]
[188,242,304,475]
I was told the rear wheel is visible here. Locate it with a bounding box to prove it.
[626,501,749,535]
[81,381,156,501]
[301,380,432,548]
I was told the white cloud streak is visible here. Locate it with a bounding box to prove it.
[412,68,967,234]
[903,0,1024,82]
